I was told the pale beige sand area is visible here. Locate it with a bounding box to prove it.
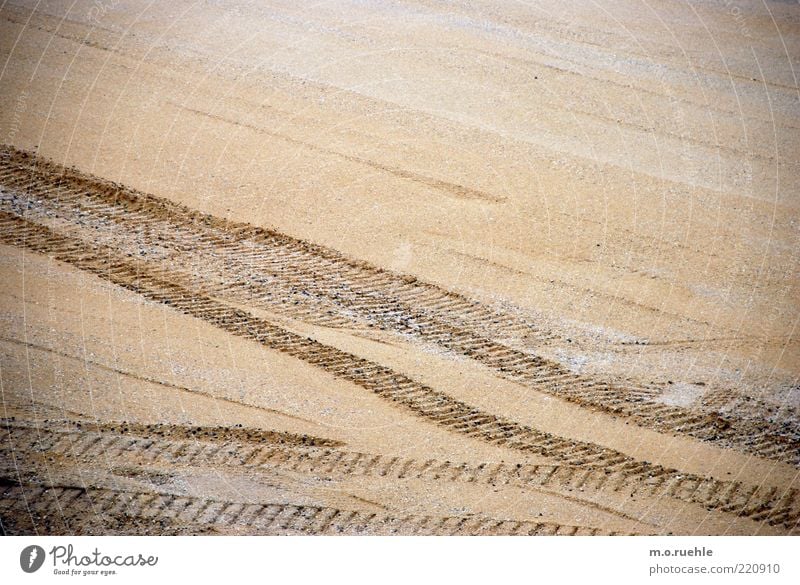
[0,0,798,535]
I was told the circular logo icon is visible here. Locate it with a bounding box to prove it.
[20,545,46,573]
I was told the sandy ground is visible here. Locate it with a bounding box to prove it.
[0,0,798,535]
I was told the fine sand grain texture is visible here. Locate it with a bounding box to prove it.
[0,0,798,535]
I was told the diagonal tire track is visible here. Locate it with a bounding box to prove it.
[2,212,799,533]
[0,146,796,465]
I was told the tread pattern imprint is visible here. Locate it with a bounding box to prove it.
[0,146,798,535]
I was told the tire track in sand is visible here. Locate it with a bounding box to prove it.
[0,482,631,536]
[0,146,796,465]
[3,420,797,530]
[0,158,797,535]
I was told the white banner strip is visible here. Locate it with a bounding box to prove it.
[1,536,797,584]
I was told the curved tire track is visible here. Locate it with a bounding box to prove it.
[3,420,798,531]
[0,482,630,536]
